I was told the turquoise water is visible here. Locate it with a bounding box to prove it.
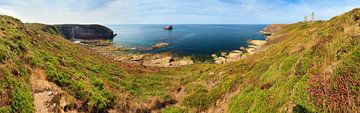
[107,24,267,56]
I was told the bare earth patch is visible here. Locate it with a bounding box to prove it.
[30,68,78,113]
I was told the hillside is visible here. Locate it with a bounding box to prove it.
[0,8,360,113]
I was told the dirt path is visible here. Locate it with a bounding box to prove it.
[174,86,185,101]
[30,69,52,113]
[29,68,75,113]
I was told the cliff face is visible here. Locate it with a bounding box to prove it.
[53,24,116,40]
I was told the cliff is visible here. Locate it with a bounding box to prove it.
[53,24,116,40]
[260,24,288,35]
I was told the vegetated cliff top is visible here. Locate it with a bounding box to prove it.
[0,8,360,113]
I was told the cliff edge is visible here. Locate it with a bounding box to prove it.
[53,24,116,40]
[260,24,288,35]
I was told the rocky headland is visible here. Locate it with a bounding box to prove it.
[54,24,116,40]
[260,24,288,35]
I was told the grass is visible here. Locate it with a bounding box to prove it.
[0,8,360,113]
[162,106,187,113]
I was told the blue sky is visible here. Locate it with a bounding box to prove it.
[0,0,359,24]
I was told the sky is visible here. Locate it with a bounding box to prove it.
[0,0,359,24]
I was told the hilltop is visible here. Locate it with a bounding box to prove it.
[0,8,360,113]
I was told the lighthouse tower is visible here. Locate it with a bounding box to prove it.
[311,12,315,22]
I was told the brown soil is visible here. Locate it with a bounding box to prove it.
[30,68,78,113]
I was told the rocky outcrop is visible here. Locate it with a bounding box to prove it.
[149,42,169,50]
[212,40,267,64]
[53,24,116,40]
[213,50,243,64]
[260,24,288,35]
[246,40,266,54]
[77,40,193,67]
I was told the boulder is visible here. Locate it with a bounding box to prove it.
[211,54,217,58]
[214,57,226,64]
[170,57,194,67]
[221,52,228,57]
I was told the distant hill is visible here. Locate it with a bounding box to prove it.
[0,8,360,113]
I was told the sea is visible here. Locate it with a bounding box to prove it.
[106,24,267,57]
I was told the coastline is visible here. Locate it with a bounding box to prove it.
[212,26,276,64]
[211,24,287,64]
[76,40,194,67]
[212,39,267,64]
[75,24,281,66]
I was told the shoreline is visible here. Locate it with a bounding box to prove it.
[76,25,277,66]
[76,40,194,67]
[211,39,267,64]
[211,24,286,64]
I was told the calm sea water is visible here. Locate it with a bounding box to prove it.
[107,24,267,56]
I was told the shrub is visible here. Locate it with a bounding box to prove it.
[0,46,7,63]
[0,106,11,113]
[11,82,33,113]
[294,58,310,76]
[280,56,299,75]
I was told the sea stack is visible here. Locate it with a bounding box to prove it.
[163,25,173,30]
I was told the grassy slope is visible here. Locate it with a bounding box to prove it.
[167,8,360,113]
[0,8,360,113]
[226,9,360,113]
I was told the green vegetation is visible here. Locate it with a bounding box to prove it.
[0,8,360,113]
[163,106,187,113]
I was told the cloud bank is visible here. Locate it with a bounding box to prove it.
[0,0,359,24]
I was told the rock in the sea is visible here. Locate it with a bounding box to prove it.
[150,42,169,50]
[53,24,116,40]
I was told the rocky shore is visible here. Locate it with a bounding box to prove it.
[212,24,285,64]
[74,24,285,66]
[76,40,193,67]
[212,39,266,64]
